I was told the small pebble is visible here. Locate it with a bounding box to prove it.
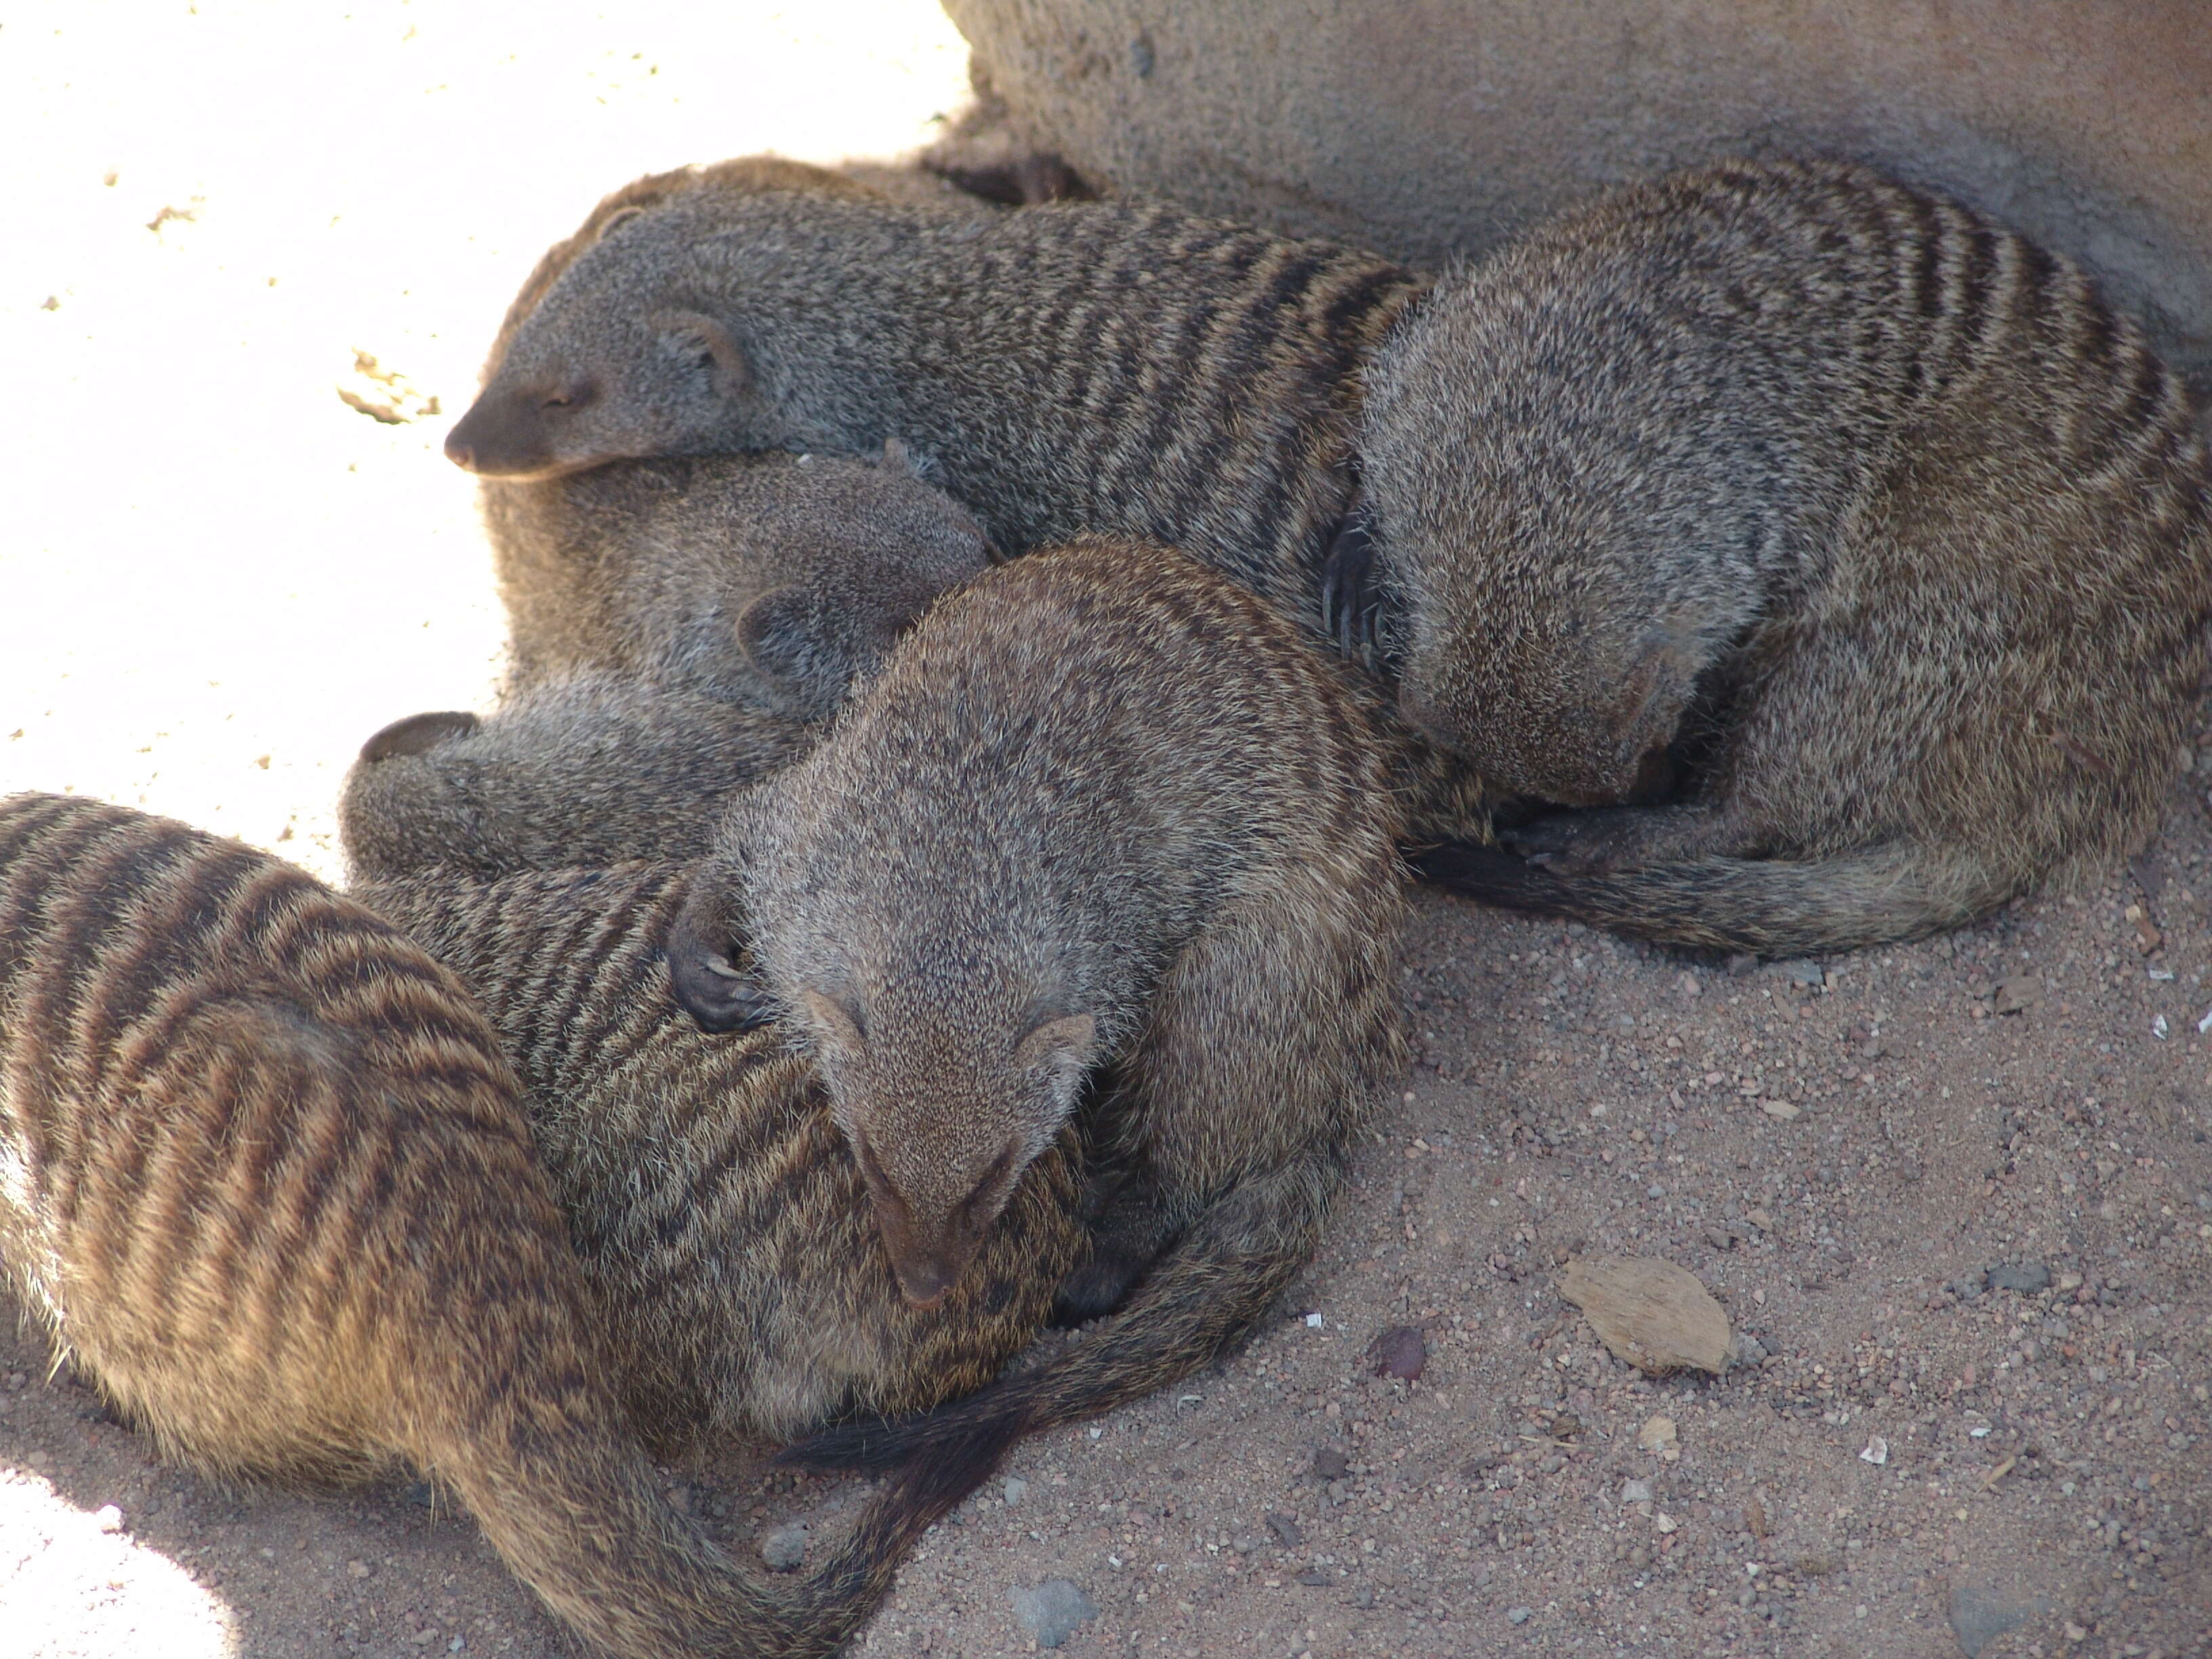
[1620,1479,1653,1505]
[1001,1477,1028,1509]
[1311,1448,1349,1482]
[759,1523,807,1572]
[1265,1512,1303,1549]
[1505,1605,1533,1626]
[1364,1326,1427,1380]
[1008,1579,1099,1650]
[1986,1262,2051,1294]
[94,1505,125,1534]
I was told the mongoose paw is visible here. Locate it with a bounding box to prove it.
[664,943,781,1033]
[358,710,483,763]
[1497,813,1605,870]
[1318,501,1385,666]
[1050,1247,1149,1326]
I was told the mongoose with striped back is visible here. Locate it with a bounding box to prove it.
[443,157,1420,636]
[1357,157,2212,956]
[0,791,1047,1659]
[349,857,1083,1454]
[663,538,1408,1483]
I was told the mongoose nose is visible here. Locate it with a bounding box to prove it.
[443,434,476,471]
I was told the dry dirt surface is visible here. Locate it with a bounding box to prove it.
[3,7,2209,1659]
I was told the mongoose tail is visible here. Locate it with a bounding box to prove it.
[396,1297,909,1659]
[415,1374,954,1659]
[1411,840,2010,958]
[778,1139,1345,1477]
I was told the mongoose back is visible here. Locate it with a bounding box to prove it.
[350,859,1084,1450]
[1360,157,2212,956]
[665,539,1408,1479]
[443,158,1426,636]
[339,673,815,880]
[0,792,984,1659]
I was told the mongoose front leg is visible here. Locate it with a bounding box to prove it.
[1500,802,1755,875]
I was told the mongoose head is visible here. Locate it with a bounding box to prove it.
[447,159,877,480]
[1393,596,1704,807]
[667,845,1101,1312]
[711,447,994,720]
[1363,274,1721,806]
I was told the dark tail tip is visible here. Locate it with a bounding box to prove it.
[1407,840,1566,912]
[776,1415,923,1475]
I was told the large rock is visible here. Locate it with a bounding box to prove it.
[944,0,2212,394]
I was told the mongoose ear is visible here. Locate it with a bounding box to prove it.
[796,989,865,1058]
[732,587,820,692]
[663,878,779,1033]
[651,309,750,399]
[1610,627,1704,772]
[737,586,921,709]
[594,204,648,243]
[359,710,481,763]
[1015,1012,1098,1087]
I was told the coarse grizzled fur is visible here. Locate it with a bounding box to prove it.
[665,539,1407,1492]
[352,859,1084,1450]
[1363,157,2212,956]
[479,448,992,718]
[338,674,814,880]
[0,792,981,1659]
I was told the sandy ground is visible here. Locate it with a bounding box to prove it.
[3,7,2210,1659]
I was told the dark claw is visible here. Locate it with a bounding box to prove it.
[1319,501,1383,668]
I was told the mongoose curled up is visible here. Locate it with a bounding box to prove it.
[343,448,992,880]
[664,539,1408,1480]
[0,793,970,1659]
[340,674,813,880]
[351,860,1083,1451]
[1360,158,2212,956]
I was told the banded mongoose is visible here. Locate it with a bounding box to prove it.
[350,859,1084,1450]
[480,447,993,716]
[1358,157,2212,956]
[443,158,1420,640]
[340,673,814,880]
[664,539,1408,1478]
[0,792,979,1659]
[443,157,1492,839]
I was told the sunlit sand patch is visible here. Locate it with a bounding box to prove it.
[0,1472,237,1658]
